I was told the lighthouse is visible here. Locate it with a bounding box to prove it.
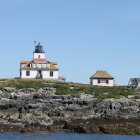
[20,42,59,80]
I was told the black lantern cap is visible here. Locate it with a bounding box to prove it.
[34,42,45,53]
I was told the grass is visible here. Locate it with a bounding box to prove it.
[0,79,140,99]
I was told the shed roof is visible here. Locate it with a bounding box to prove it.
[90,71,114,79]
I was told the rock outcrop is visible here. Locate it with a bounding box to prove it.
[0,87,140,134]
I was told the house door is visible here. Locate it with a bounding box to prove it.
[36,71,43,79]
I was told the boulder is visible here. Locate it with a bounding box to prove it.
[18,88,36,94]
[3,87,16,92]
[128,95,135,99]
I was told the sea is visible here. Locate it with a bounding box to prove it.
[0,132,139,140]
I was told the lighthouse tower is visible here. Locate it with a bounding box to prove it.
[33,43,45,59]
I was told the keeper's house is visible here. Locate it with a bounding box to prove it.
[90,71,114,87]
[20,42,64,81]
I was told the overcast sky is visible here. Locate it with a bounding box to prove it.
[0,0,140,85]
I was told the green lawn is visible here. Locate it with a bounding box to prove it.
[0,79,139,99]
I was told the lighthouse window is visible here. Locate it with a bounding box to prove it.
[38,55,41,58]
[26,71,30,76]
[50,71,53,77]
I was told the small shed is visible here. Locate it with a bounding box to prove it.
[90,71,114,87]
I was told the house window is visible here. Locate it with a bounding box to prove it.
[26,71,30,76]
[98,79,100,83]
[50,71,53,77]
[106,80,109,84]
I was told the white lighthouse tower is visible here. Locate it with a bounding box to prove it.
[33,42,45,59]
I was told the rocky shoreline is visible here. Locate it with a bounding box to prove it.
[0,87,140,134]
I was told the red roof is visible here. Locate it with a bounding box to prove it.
[32,59,47,63]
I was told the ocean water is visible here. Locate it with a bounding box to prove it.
[0,132,140,140]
